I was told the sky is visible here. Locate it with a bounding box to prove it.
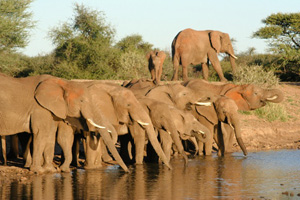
[22,0,300,57]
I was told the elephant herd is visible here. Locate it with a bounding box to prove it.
[0,71,284,173]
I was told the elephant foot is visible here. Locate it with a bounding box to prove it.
[60,164,71,172]
[30,165,45,174]
[84,163,102,170]
[220,77,228,82]
[43,164,57,173]
[102,154,113,163]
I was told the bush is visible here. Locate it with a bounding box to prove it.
[232,64,280,88]
[253,103,289,122]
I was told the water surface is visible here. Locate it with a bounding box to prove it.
[1,150,300,199]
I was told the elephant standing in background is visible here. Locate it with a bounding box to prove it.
[146,50,166,84]
[171,28,237,82]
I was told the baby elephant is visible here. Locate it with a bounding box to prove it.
[146,50,166,84]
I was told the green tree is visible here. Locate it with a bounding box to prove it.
[0,0,35,52]
[49,4,119,79]
[253,13,300,80]
[115,34,152,53]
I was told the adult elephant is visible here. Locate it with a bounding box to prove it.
[146,50,166,84]
[70,81,172,168]
[171,28,237,82]
[144,83,247,156]
[135,97,210,164]
[182,79,284,111]
[0,74,129,173]
[183,79,284,154]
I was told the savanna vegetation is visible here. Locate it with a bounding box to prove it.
[0,2,299,122]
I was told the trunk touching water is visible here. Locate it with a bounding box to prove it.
[230,115,248,156]
[99,129,129,172]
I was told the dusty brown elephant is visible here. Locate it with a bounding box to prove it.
[142,83,247,156]
[0,74,129,173]
[171,28,237,82]
[136,97,210,165]
[183,79,284,154]
[146,50,166,84]
[182,79,284,111]
[70,81,172,169]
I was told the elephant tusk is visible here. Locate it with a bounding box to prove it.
[137,120,149,126]
[87,119,106,129]
[229,53,238,59]
[229,123,235,130]
[167,131,172,135]
[195,102,212,106]
[266,96,278,101]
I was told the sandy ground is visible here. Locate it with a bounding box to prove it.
[0,82,299,182]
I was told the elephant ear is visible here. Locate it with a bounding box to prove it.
[224,85,251,111]
[209,31,221,54]
[195,105,218,125]
[35,79,68,119]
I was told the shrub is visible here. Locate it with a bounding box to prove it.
[232,64,280,88]
[253,103,289,122]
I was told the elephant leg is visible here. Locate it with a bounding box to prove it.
[182,64,189,81]
[202,62,209,81]
[43,129,57,172]
[100,138,113,162]
[119,134,134,164]
[158,65,163,83]
[21,134,33,168]
[57,123,74,172]
[208,53,227,82]
[1,136,7,165]
[222,123,235,153]
[171,57,180,81]
[204,126,216,156]
[150,69,155,80]
[84,132,102,169]
[133,131,146,165]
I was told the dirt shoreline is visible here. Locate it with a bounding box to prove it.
[0,82,299,181]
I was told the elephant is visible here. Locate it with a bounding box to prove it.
[146,50,166,84]
[182,78,284,154]
[182,79,284,111]
[171,28,237,82]
[135,97,210,164]
[69,81,172,169]
[141,83,247,156]
[0,74,128,173]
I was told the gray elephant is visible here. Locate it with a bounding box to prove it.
[146,50,166,84]
[136,97,210,164]
[0,74,129,173]
[171,28,237,82]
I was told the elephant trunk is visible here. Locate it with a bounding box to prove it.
[230,115,248,156]
[167,125,188,166]
[99,129,129,172]
[229,53,237,74]
[264,88,284,103]
[144,124,172,169]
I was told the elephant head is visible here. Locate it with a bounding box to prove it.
[223,84,284,111]
[209,31,237,73]
[85,82,172,169]
[146,50,166,84]
[193,95,248,156]
[146,83,211,110]
[34,78,129,172]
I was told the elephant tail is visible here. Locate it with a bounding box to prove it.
[171,31,182,63]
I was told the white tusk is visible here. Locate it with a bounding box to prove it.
[266,96,278,101]
[87,119,106,129]
[199,130,205,135]
[137,120,149,126]
[229,123,234,130]
[108,130,112,133]
[229,53,238,59]
[195,102,212,106]
[167,131,171,135]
